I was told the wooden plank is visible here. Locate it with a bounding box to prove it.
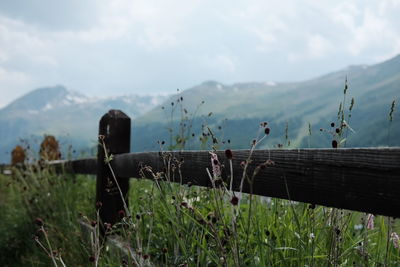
[96,110,131,227]
[49,158,97,175]
[109,147,400,217]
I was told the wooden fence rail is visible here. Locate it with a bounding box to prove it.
[4,109,400,225]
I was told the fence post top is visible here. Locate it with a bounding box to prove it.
[101,110,130,120]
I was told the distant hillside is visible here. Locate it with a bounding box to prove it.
[132,55,400,152]
[1,55,399,163]
[0,86,168,163]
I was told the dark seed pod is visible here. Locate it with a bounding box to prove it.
[264,127,270,135]
[230,196,239,206]
[335,228,341,236]
[96,201,103,209]
[332,140,338,148]
[331,122,335,127]
[225,149,233,159]
[118,210,125,218]
[34,218,44,227]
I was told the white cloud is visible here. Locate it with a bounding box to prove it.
[0,0,399,107]
[0,67,32,107]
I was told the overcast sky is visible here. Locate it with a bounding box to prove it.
[0,0,399,107]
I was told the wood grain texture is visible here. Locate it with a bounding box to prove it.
[55,147,400,217]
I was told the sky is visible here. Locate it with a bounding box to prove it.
[0,0,399,108]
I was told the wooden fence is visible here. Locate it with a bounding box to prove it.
[4,109,400,226]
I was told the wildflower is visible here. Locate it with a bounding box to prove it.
[366,214,374,230]
[391,232,399,249]
[118,210,125,218]
[104,223,112,231]
[34,217,44,227]
[230,195,239,206]
[335,227,341,236]
[210,152,221,177]
[225,149,233,159]
[332,140,338,148]
[96,201,103,209]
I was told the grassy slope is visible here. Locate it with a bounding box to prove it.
[132,56,400,152]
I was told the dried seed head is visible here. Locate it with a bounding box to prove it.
[332,140,338,148]
[264,127,270,135]
[230,196,239,206]
[96,201,102,209]
[331,122,335,127]
[335,228,341,236]
[225,149,233,159]
[34,217,44,227]
[118,210,126,218]
[89,256,96,262]
[335,128,340,134]
[91,221,97,227]
[162,247,168,254]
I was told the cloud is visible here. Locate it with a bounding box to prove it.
[0,0,399,107]
[0,67,32,107]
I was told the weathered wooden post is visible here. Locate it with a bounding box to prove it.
[96,110,131,228]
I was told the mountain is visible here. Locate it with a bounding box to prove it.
[1,55,399,163]
[0,86,168,163]
[131,55,400,152]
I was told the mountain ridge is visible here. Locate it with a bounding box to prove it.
[1,55,399,163]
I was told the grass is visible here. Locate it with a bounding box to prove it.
[1,163,400,266]
[1,79,399,266]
